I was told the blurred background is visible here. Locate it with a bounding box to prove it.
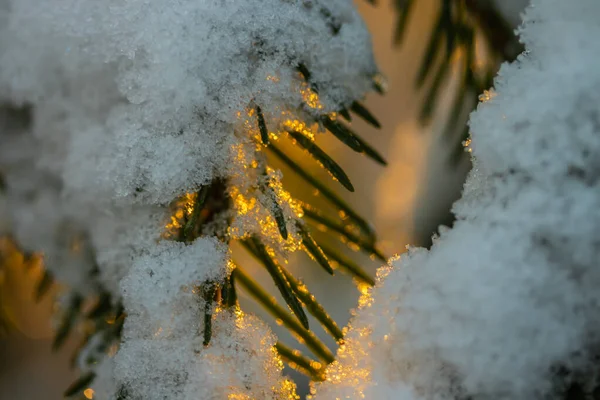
[0,0,526,398]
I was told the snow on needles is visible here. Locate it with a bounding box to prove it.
[114,239,298,399]
[0,0,377,398]
[0,0,376,290]
[312,0,600,399]
[0,0,376,204]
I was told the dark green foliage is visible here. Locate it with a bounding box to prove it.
[202,281,217,346]
[243,238,310,330]
[295,222,335,275]
[286,129,355,192]
[350,101,381,129]
[183,185,210,242]
[321,116,363,152]
[302,207,385,261]
[256,105,270,145]
[318,241,376,286]
[222,274,238,308]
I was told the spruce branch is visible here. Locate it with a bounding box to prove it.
[2,1,386,393]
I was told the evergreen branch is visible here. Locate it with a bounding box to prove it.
[295,222,334,276]
[242,238,309,330]
[317,241,376,286]
[440,0,456,57]
[275,342,325,382]
[302,207,386,261]
[232,266,335,363]
[286,129,355,192]
[268,143,376,241]
[296,63,386,166]
[278,266,343,341]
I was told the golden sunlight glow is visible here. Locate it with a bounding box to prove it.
[164,192,197,238]
[300,85,323,110]
[463,137,473,153]
[479,89,496,103]
[282,119,316,141]
[227,163,303,253]
[372,72,388,94]
[357,282,373,309]
[309,333,371,399]
[83,388,95,399]
[202,307,299,400]
[266,167,303,219]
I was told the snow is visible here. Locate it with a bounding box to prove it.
[0,0,377,288]
[120,238,229,337]
[312,0,600,399]
[114,239,297,399]
[113,311,298,400]
[0,0,377,204]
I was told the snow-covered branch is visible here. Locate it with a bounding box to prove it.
[0,0,378,398]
